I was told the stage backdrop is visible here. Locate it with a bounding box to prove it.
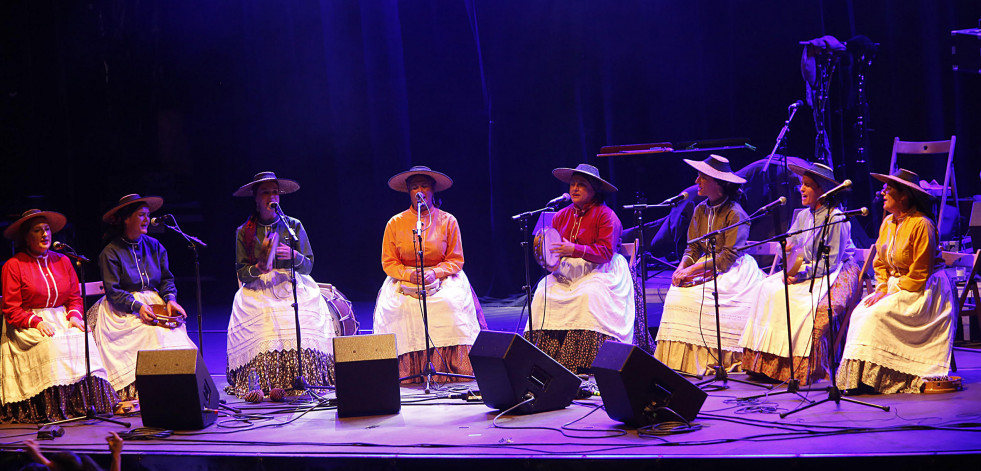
[2,1,979,309]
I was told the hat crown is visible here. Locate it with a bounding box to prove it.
[572,164,602,180]
[117,194,145,205]
[253,171,277,181]
[20,209,43,218]
[703,155,733,174]
[892,168,920,184]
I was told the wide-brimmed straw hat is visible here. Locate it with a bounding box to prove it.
[871,168,934,200]
[682,154,747,184]
[102,194,164,223]
[787,161,840,191]
[552,163,618,193]
[232,171,301,197]
[3,209,67,240]
[388,166,454,192]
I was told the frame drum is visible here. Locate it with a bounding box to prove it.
[318,283,359,336]
[533,226,562,272]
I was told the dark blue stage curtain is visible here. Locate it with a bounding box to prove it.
[1,1,978,304]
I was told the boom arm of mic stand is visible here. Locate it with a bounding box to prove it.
[511,205,556,221]
[763,105,801,172]
[688,210,769,246]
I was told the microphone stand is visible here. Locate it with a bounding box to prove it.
[401,199,474,393]
[269,205,333,396]
[762,103,803,254]
[687,211,775,391]
[511,204,560,334]
[44,247,130,428]
[157,216,207,354]
[780,222,889,417]
[623,197,682,354]
[738,214,868,403]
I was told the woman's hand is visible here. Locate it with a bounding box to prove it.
[863,291,887,307]
[139,304,157,324]
[550,239,577,258]
[167,300,187,319]
[275,244,298,260]
[69,317,86,332]
[36,321,56,337]
[671,266,690,287]
[408,269,436,285]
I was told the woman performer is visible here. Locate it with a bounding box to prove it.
[654,155,764,376]
[373,166,481,383]
[89,194,197,400]
[226,172,336,398]
[1,210,117,423]
[838,169,955,394]
[739,162,860,385]
[526,163,634,374]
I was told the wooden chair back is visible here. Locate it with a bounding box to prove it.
[889,136,957,232]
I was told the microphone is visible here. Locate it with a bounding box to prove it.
[268,201,284,213]
[51,242,90,262]
[818,179,852,203]
[546,193,571,207]
[659,191,689,207]
[839,207,869,218]
[752,196,787,216]
[788,100,804,112]
[415,192,428,206]
[150,214,172,226]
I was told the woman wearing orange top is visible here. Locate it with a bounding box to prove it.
[838,169,955,393]
[372,166,481,382]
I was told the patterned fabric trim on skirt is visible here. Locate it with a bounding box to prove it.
[836,359,924,394]
[523,329,615,375]
[740,258,862,386]
[653,339,741,377]
[0,376,117,424]
[225,348,335,398]
[398,345,474,384]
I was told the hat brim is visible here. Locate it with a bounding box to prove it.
[682,159,747,184]
[552,168,618,193]
[102,196,165,222]
[870,173,935,200]
[388,169,454,192]
[787,163,840,190]
[232,177,301,197]
[3,211,68,240]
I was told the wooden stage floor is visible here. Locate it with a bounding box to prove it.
[2,346,980,470]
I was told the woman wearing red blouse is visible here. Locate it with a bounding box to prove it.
[525,164,635,373]
[1,210,116,423]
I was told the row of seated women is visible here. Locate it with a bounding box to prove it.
[655,155,956,394]
[1,158,956,423]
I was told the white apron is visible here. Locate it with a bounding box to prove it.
[373,271,480,355]
[226,270,336,371]
[1,306,110,403]
[528,253,635,343]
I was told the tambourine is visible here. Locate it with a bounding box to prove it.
[399,279,442,299]
[922,375,963,394]
[533,226,562,272]
[149,304,185,329]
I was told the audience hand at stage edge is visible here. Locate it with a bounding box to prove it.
[167,300,187,319]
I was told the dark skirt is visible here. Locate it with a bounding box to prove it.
[398,345,474,384]
[523,329,616,374]
[225,348,335,398]
[0,376,118,424]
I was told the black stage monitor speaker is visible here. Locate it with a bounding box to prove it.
[591,341,707,426]
[468,330,581,414]
[333,333,401,418]
[135,348,219,430]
